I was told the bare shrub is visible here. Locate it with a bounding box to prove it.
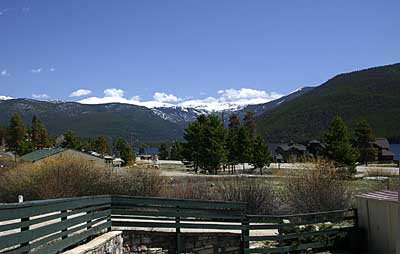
[107,167,165,197]
[215,177,278,215]
[282,160,350,213]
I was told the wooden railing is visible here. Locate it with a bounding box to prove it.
[243,209,357,254]
[0,196,357,254]
[0,196,111,254]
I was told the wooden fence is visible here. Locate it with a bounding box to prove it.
[0,195,357,254]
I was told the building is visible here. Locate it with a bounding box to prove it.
[275,143,307,162]
[372,138,395,161]
[307,140,325,158]
[20,148,107,167]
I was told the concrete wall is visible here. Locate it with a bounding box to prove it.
[356,196,398,253]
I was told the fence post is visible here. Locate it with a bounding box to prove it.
[61,210,68,240]
[176,205,183,254]
[20,217,30,253]
[86,210,92,231]
[18,195,30,253]
[241,215,249,254]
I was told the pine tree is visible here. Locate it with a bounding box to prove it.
[31,115,50,149]
[170,140,184,160]
[226,114,240,172]
[250,135,272,175]
[244,111,257,138]
[62,130,81,149]
[95,136,110,155]
[324,116,358,174]
[159,143,169,160]
[7,113,28,155]
[114,137,135,165]
[353,120,376,165]
[183,115,226,174]
[237,126,252,171]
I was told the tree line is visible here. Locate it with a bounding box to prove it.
[160,112,273,174]
[1,113,135,165]
[159,114,379,176]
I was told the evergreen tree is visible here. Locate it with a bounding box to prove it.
[353,120,376,165]
[226,114,240,172]
[244,111,257,138]
[114,137,135,165]
[250,135,272,175]
[7,113,28,155]
[62,130,81,149]
[159,143,169,160]
[170,140,184,160]
[183,115,226,174]
[237,126,252,170]
[31,115,50,149]
[94,136,110,155]
[324,116,358,174]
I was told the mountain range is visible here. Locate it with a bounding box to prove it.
[0,63,399,144]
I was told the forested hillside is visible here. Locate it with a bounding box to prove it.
[256,63,400,142]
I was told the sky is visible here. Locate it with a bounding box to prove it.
[0,0,399,110]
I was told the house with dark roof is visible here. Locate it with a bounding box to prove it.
[307,140,325,158]
[372,138,395,161]
[275,143,307,162]
[20,148,106,166]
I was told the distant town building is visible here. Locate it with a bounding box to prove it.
[372,138,395,161]
[275,143,307,162]
[307,140,325,158]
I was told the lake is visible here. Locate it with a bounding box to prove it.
[390,144,400,160]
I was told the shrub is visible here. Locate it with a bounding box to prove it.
[282,160,350,213]
[215,177,279,215]
[0,155,165,202]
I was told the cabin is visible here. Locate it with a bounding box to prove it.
[275,143,307,162]
[307,140,325,158]
[372,138,395,162]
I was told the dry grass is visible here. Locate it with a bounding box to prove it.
[0,155,164,203]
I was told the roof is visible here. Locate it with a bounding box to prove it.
[381,149,395,157]
[20,148,67,162]
[356,190,398,203]
[373,138,390,149]
[277,143,306,151]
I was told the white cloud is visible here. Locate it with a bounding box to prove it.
[32,93,50,99]
[30,68,42,74]
[104,88,124,98]
[77,87,283,111]
[0,95,13,100]
[153,92,180,103]
[50,67,56,72]
[78,88,174,108]
[1,69,10,76]
[69,89,92,97]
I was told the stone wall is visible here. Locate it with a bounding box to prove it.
[122,230,242,254]
[63,231,124,254]
[64,230,242,254]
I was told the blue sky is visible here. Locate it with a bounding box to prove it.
[0,1,399,110]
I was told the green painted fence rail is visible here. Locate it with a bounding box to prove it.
[0,196,357,254]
